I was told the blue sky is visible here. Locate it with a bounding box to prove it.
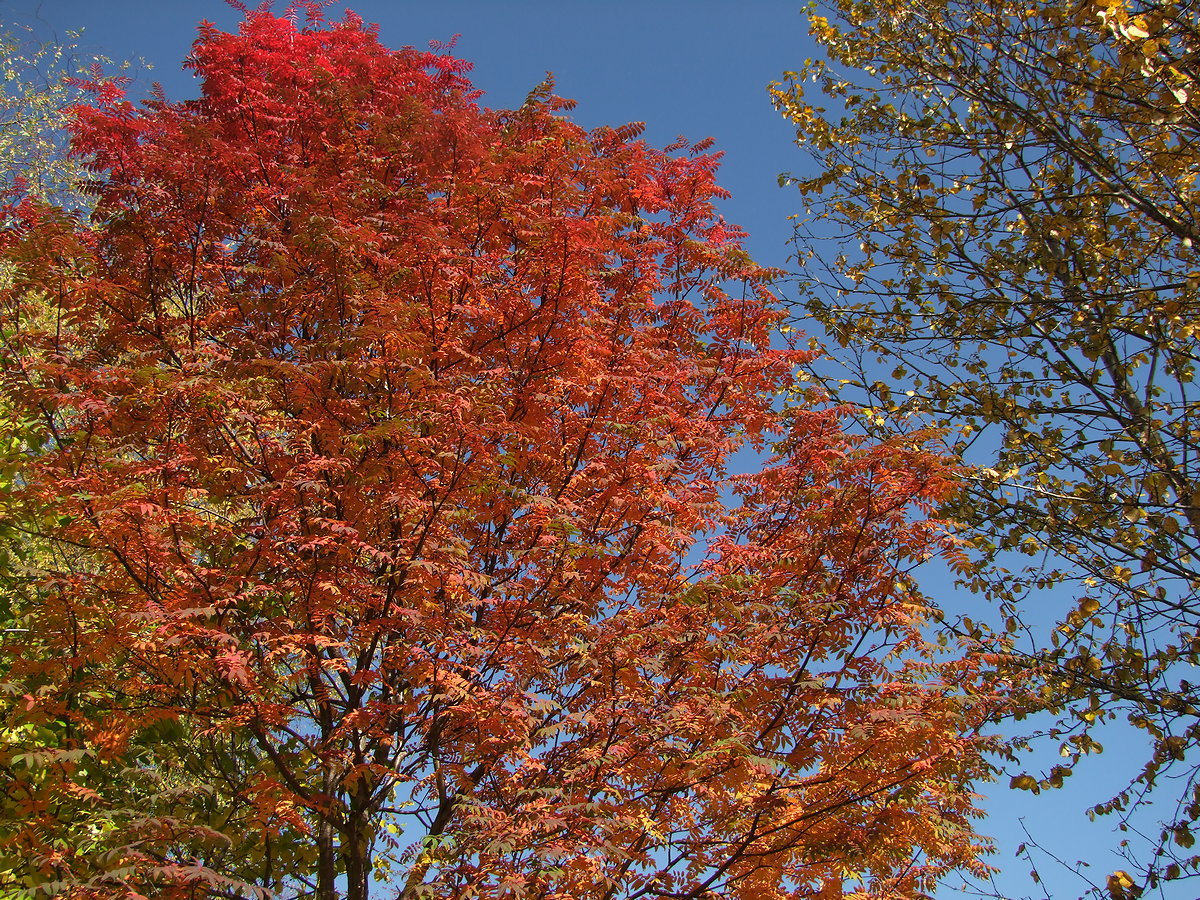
[0,1,1178,897]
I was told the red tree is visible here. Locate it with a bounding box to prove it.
[1,8,1002,899]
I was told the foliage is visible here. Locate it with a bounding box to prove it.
[2,8,1004,899]
[0,25,229,900]
[773,0,1200,892]
[0,25,131,207]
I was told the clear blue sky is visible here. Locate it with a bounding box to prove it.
[0,1,1176,898]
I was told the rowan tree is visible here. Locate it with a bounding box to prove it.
[772,0,1200,892]
[3,7,1003,898]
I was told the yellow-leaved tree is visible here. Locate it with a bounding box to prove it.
[773,0,1200,894]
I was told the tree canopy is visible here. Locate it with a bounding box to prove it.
[0,8,1002,899]
[773,0,1200,892]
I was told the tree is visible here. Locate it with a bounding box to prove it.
[2,8,1003,898]
[0,25,132,207]
[772,0,1200,892]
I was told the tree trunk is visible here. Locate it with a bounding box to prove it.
[316,815,338,900]
[343,816,372,900]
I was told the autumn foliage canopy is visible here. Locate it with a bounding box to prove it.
[1,8,1000,899]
